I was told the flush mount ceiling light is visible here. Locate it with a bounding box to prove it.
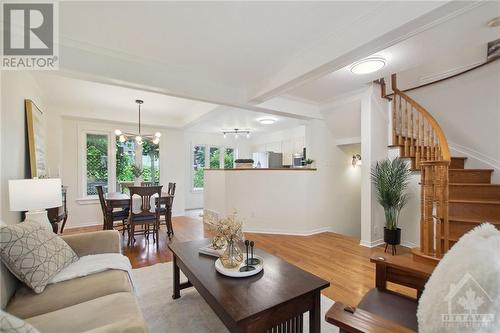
[350,57,386,75]
[258,118,277,125]
[487,16,500,27]
[114,100,161,145]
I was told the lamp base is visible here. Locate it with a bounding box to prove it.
[24,210,54,232]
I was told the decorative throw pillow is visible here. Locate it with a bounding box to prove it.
[417,223,500,332]
[0,221,78,293]
[0,310,40,333]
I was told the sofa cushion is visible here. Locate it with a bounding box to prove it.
[0,309,40,333]
[6,270,133,319]
[0,221,78,293]
[25,292,146,333]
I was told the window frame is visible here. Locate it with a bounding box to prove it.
[78,128,115,200]
[78,125,161,201]
[190,143,236,192]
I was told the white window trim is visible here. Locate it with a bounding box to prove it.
[77,126,116,201]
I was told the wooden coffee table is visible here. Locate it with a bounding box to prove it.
[168,239,330,333]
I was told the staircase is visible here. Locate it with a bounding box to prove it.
[387,74,500,265]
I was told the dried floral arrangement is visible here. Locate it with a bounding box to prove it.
[205,211,244,250]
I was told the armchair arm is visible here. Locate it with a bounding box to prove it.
[61,230,121,256]
[370,252,434,298]
[325,302,416,333]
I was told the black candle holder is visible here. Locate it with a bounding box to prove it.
[240,240,256,272]
[245,240,260,266]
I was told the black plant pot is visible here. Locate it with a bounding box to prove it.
[384,227,401,255]
[384,227,401,245]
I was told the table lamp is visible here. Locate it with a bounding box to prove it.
[8,178,62,231]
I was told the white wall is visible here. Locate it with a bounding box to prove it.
[1,72,46,224]
[184,131,252,209]
[250,126,306,165]
[408,61,500,182]
[360,86,389,247]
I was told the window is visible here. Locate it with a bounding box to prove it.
[209,147,220,169]
[86,133,108,195]
[191,144,236,190]
[116,138,160,192]
[224,148,234,169]
[80,126,161,199]
[193,145,206,190]
[116,138,136,191]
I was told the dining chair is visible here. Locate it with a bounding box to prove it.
[96,185,128,235]
[128,185,163,247]
[159,182,176,239]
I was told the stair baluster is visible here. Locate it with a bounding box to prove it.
[391,74,451,262]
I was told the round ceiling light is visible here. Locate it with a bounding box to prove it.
[487,16,500,27]
[258,118,277,125]
[350,57,386,75]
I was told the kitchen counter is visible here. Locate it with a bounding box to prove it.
[203,168,325,235]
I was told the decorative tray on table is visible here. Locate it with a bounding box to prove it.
[215,254,264,278]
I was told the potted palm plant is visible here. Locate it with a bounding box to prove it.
[370,158,411,254]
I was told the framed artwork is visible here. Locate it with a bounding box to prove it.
[25,99,47,178]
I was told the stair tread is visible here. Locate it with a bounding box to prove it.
[449,216,500,224]
[449,199,500,204]
[450,183,500,186]
[450,169,494,172]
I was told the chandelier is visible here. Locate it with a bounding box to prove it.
[222,128,251,139]
[114,99,161,145]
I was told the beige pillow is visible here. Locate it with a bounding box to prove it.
[0,221,78,293]
[0,310,40,333]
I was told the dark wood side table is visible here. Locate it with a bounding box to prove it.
[49,186,68,233]
[169,239,330,333]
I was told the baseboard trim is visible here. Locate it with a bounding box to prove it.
[244,226,334,237]
[401,240,418,248]
[359,239,384,248]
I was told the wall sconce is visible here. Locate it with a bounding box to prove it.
[352,154,362,167]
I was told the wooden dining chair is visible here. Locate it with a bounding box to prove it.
[158,182,176,239]
[128,185,163,247]
[96,185,128,235]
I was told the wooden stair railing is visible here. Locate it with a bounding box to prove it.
[391,74,451,261]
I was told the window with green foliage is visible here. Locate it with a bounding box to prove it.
[193,145,206,190]
[116,138,160,192]
[209,147,220,169]
[224,148,234,169]
[141,140,160,183]
[86,134,108,195]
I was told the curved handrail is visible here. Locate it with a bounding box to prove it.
[393,88,451,161]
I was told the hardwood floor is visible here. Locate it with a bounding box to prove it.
[64,216,414,306]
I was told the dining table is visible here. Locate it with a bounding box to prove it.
[103,191,174,236]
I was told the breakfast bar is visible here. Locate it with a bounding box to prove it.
[204,168,322,235]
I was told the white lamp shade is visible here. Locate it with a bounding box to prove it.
[9,178,62,211]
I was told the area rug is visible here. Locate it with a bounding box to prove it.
[132,263,339,333]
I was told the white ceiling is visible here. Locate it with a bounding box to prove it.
[288,1,500,103]
[59,1,384,91]
[32,72,219,127]
[185,106,305,135]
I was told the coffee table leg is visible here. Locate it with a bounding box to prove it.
[309,290,320,333]
[172,255,181,299]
